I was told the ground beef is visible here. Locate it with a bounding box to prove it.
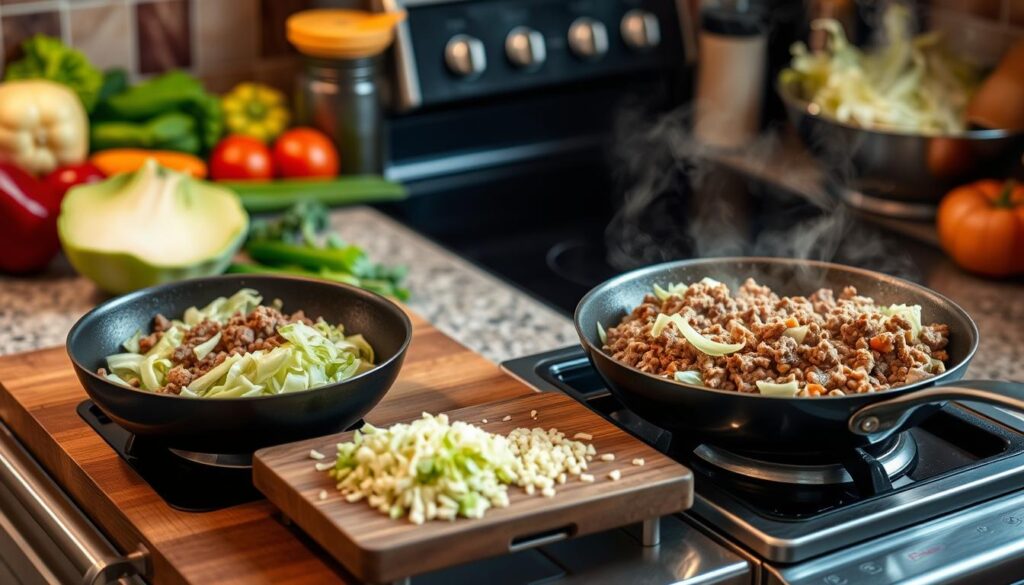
[99,305,315,394]
[603,278,950,397]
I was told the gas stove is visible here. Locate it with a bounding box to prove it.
[493,346,1024,585]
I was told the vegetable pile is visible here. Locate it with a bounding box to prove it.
[780,4,980,135]
[91,71,222,155]
[0,34,407,278]
[325,413,597,524]
[101,289,375,398]
[4,35,102,113]
[231,201,410,300]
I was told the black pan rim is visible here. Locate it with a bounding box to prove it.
[573,256,980,401]
[66,274,414,403]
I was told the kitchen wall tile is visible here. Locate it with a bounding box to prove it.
[195,0,260,72]
[135,0,191,74]
[1,10,61,62]
[260,0,311,57]
[196,65,255,94]
[253,55,299,94]
[69,2,133,72]
[0,0,53,6]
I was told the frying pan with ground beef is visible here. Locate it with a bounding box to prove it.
[603,278,949,397]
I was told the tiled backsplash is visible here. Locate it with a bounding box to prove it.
[0,0,1018,95]
[0,0,340,93]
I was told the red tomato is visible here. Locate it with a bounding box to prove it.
[272,128,339,178]
[43,163,106,199]
[210,135,274,181]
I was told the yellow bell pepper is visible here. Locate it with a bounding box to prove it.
[0,80,88,175]
[220,83,290,143]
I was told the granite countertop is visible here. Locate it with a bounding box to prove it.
[1,205,1021,382]
[0,207,578,363]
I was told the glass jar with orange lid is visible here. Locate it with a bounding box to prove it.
[287,9,405,175]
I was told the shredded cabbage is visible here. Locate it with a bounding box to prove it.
[756,380,801,397]
[596,322,607,345]
[653,282,688,301]
[183,288,263,326]
[103,289,374,398]
[192,331,221,361]
[651,313,745,356]
[780,4,979,134]
[122,330,143,353]
[673,370,704,386]
[880,303,923,340]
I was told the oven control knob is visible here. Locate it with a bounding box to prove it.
[568,17,609,60]
[445,34,487,78]
[621,9,661,51]
[505,26,546,70]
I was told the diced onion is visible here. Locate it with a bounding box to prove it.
[756,380,801,397]
[673,370,704,386]
[782,325,809,344]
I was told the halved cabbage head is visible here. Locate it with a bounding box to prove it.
[58,159,248,293]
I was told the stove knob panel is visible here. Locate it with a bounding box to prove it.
[621,9,661,51]
[568,17,609,61]
[505,26,546,70]
[445,34,487,78]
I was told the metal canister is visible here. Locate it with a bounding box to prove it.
[287,9,405,175]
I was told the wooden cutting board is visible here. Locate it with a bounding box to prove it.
[253,392,693,584]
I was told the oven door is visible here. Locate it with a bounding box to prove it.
[0,424,148,584]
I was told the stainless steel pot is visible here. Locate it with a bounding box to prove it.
[777,78,1024,219]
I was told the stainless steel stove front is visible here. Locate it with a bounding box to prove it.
[498,349,1024,585]
[690,447,1024,564]
[761,489,1024,585]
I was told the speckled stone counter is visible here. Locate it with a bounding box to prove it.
[0,207,1021,382]
[0,207,578,363]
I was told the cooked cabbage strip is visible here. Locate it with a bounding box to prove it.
[651,313,745,356]
[102,289,375,398]
[783,325,809,343]
[673,370,703,386]
[756,380,801,397]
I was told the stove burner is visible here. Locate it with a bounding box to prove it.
[165,448,253,469]
[78,400,363,512]
[693,433,918,486]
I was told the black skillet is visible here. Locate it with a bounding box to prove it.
[67,275,412,454]
[574,257,1024,457]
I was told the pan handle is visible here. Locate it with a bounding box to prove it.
[849,380,1024,440]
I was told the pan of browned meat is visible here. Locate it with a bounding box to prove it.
[67,275,411,454]
[574,257,1024,457]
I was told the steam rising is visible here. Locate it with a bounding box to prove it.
[604,106,919,285]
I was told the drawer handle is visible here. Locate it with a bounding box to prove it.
[509,524,576,552]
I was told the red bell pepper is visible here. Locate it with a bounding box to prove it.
[0,163,62,273]
[43,162,106,199]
